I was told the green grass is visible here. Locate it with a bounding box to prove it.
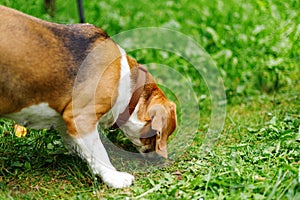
[1,0,300,199]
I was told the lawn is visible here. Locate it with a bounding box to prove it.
[0,0,299,199]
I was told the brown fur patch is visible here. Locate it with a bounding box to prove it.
[0,6,119,136]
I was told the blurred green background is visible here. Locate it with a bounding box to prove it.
[0,0,299,199]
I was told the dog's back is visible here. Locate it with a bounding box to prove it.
[0,6,108,114]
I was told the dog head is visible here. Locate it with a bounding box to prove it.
[138,100,177,159]
[101,49,178,159]
[119,68,177,159]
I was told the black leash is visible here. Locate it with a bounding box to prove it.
[76,0,85,23]
[45,0,85,23]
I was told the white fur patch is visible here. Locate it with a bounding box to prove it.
[98,46,146,147]
[112,46,132,118]
[72,128,134,188]
[1,103,65,131]
[99,45,132,127]
[73,128,114,169]
[121,102,146,146]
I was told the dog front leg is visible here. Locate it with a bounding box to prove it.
[72,127,134,188]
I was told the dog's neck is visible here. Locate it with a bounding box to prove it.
[113,65,148,128]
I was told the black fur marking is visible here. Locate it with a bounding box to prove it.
[48,24,109,78]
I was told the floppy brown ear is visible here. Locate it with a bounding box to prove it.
[149,105,168,158]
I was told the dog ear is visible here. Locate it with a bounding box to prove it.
[149,105,168,158]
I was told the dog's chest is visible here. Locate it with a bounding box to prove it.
[98,46,132,128]
[1,103,66,132]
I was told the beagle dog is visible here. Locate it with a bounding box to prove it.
[0,6,176,188]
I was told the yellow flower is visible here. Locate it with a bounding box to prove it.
[14,124,27,138]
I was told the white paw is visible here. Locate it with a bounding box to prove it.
[102,169,134,188]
